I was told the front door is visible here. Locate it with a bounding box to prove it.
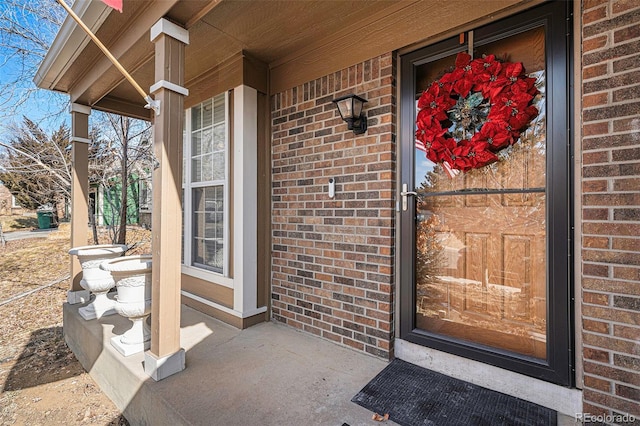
[399,2,572,385]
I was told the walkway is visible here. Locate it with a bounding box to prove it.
[2,228,56,241]
[64,303,394,425]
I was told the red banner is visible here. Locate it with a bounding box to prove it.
[100,0,122,12]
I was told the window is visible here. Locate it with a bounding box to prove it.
[182,93,229,275]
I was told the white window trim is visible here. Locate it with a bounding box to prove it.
[232,85,258,313]
[181,290,267,318]
[182,92,230,281]
[181,85,260,316]
[181,264,234,289]
[11,195,20,208]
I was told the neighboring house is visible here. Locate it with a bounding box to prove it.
[90,170,152,228]
[35,0,640,422]
[0,183,26,216]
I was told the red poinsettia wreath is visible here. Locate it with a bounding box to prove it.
[416,52,540,174]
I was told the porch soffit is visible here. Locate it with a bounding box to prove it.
[41,0,404,117]
[40,0,215,116]
[41,0,534,118]
[67,0,182,108]
[51,0,151,94]
[268,0,540,93]
[83,0,227,101]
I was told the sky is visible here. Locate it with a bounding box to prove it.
[0,0,70,138]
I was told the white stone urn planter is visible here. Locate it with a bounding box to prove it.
[101,255,152,357]
[68,244,128,320]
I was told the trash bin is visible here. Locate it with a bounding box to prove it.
[36,210,53,229]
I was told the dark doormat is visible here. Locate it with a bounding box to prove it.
[352,359,557,426]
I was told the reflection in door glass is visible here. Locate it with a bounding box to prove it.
[413,27,548,359]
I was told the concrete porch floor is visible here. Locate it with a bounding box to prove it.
[63,302,395,426]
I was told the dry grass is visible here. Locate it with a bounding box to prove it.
[0,215,38,233]
[0,224,151,425]
[0,237,69,301]
[1,223,152,298]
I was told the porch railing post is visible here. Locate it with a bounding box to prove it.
[144,18,189,381]
[68,103,91,304]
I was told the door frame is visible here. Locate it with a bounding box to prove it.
[398,1,574,386]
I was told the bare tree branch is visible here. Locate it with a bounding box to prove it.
[0,118,72,221]
[0,0,67,122]
[88,112,153,244]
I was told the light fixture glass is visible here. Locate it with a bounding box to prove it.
[335,98,352,119]
[332,94,368,135]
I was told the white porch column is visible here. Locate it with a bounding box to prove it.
[232,85,259,315]
[68,103,91,304]
[144,18,189,381]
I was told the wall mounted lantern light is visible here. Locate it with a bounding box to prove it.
[332,94,368,135]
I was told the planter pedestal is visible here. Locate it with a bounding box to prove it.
[68,244,128,320]
[101,255,152,356]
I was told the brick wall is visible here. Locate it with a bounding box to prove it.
[0,184,12,215]
[271,53,396,359]
[581,0,640,418]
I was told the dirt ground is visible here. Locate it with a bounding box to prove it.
[0,223,151,425]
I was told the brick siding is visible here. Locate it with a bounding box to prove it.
[581,0,640,418]
[271,53,396,359]
[272,1,640,416]
[0,185,12,215]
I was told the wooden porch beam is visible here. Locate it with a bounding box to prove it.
[93,96,152,121]
[144,18,189,382]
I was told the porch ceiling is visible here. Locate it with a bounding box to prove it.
[37,0,401,120]
[38,0,535,119]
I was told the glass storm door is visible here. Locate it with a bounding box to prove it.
[399,2,572,385]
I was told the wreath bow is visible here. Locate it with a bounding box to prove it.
[416,52,539,175]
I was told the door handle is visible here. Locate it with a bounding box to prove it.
[401,183,417,211]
